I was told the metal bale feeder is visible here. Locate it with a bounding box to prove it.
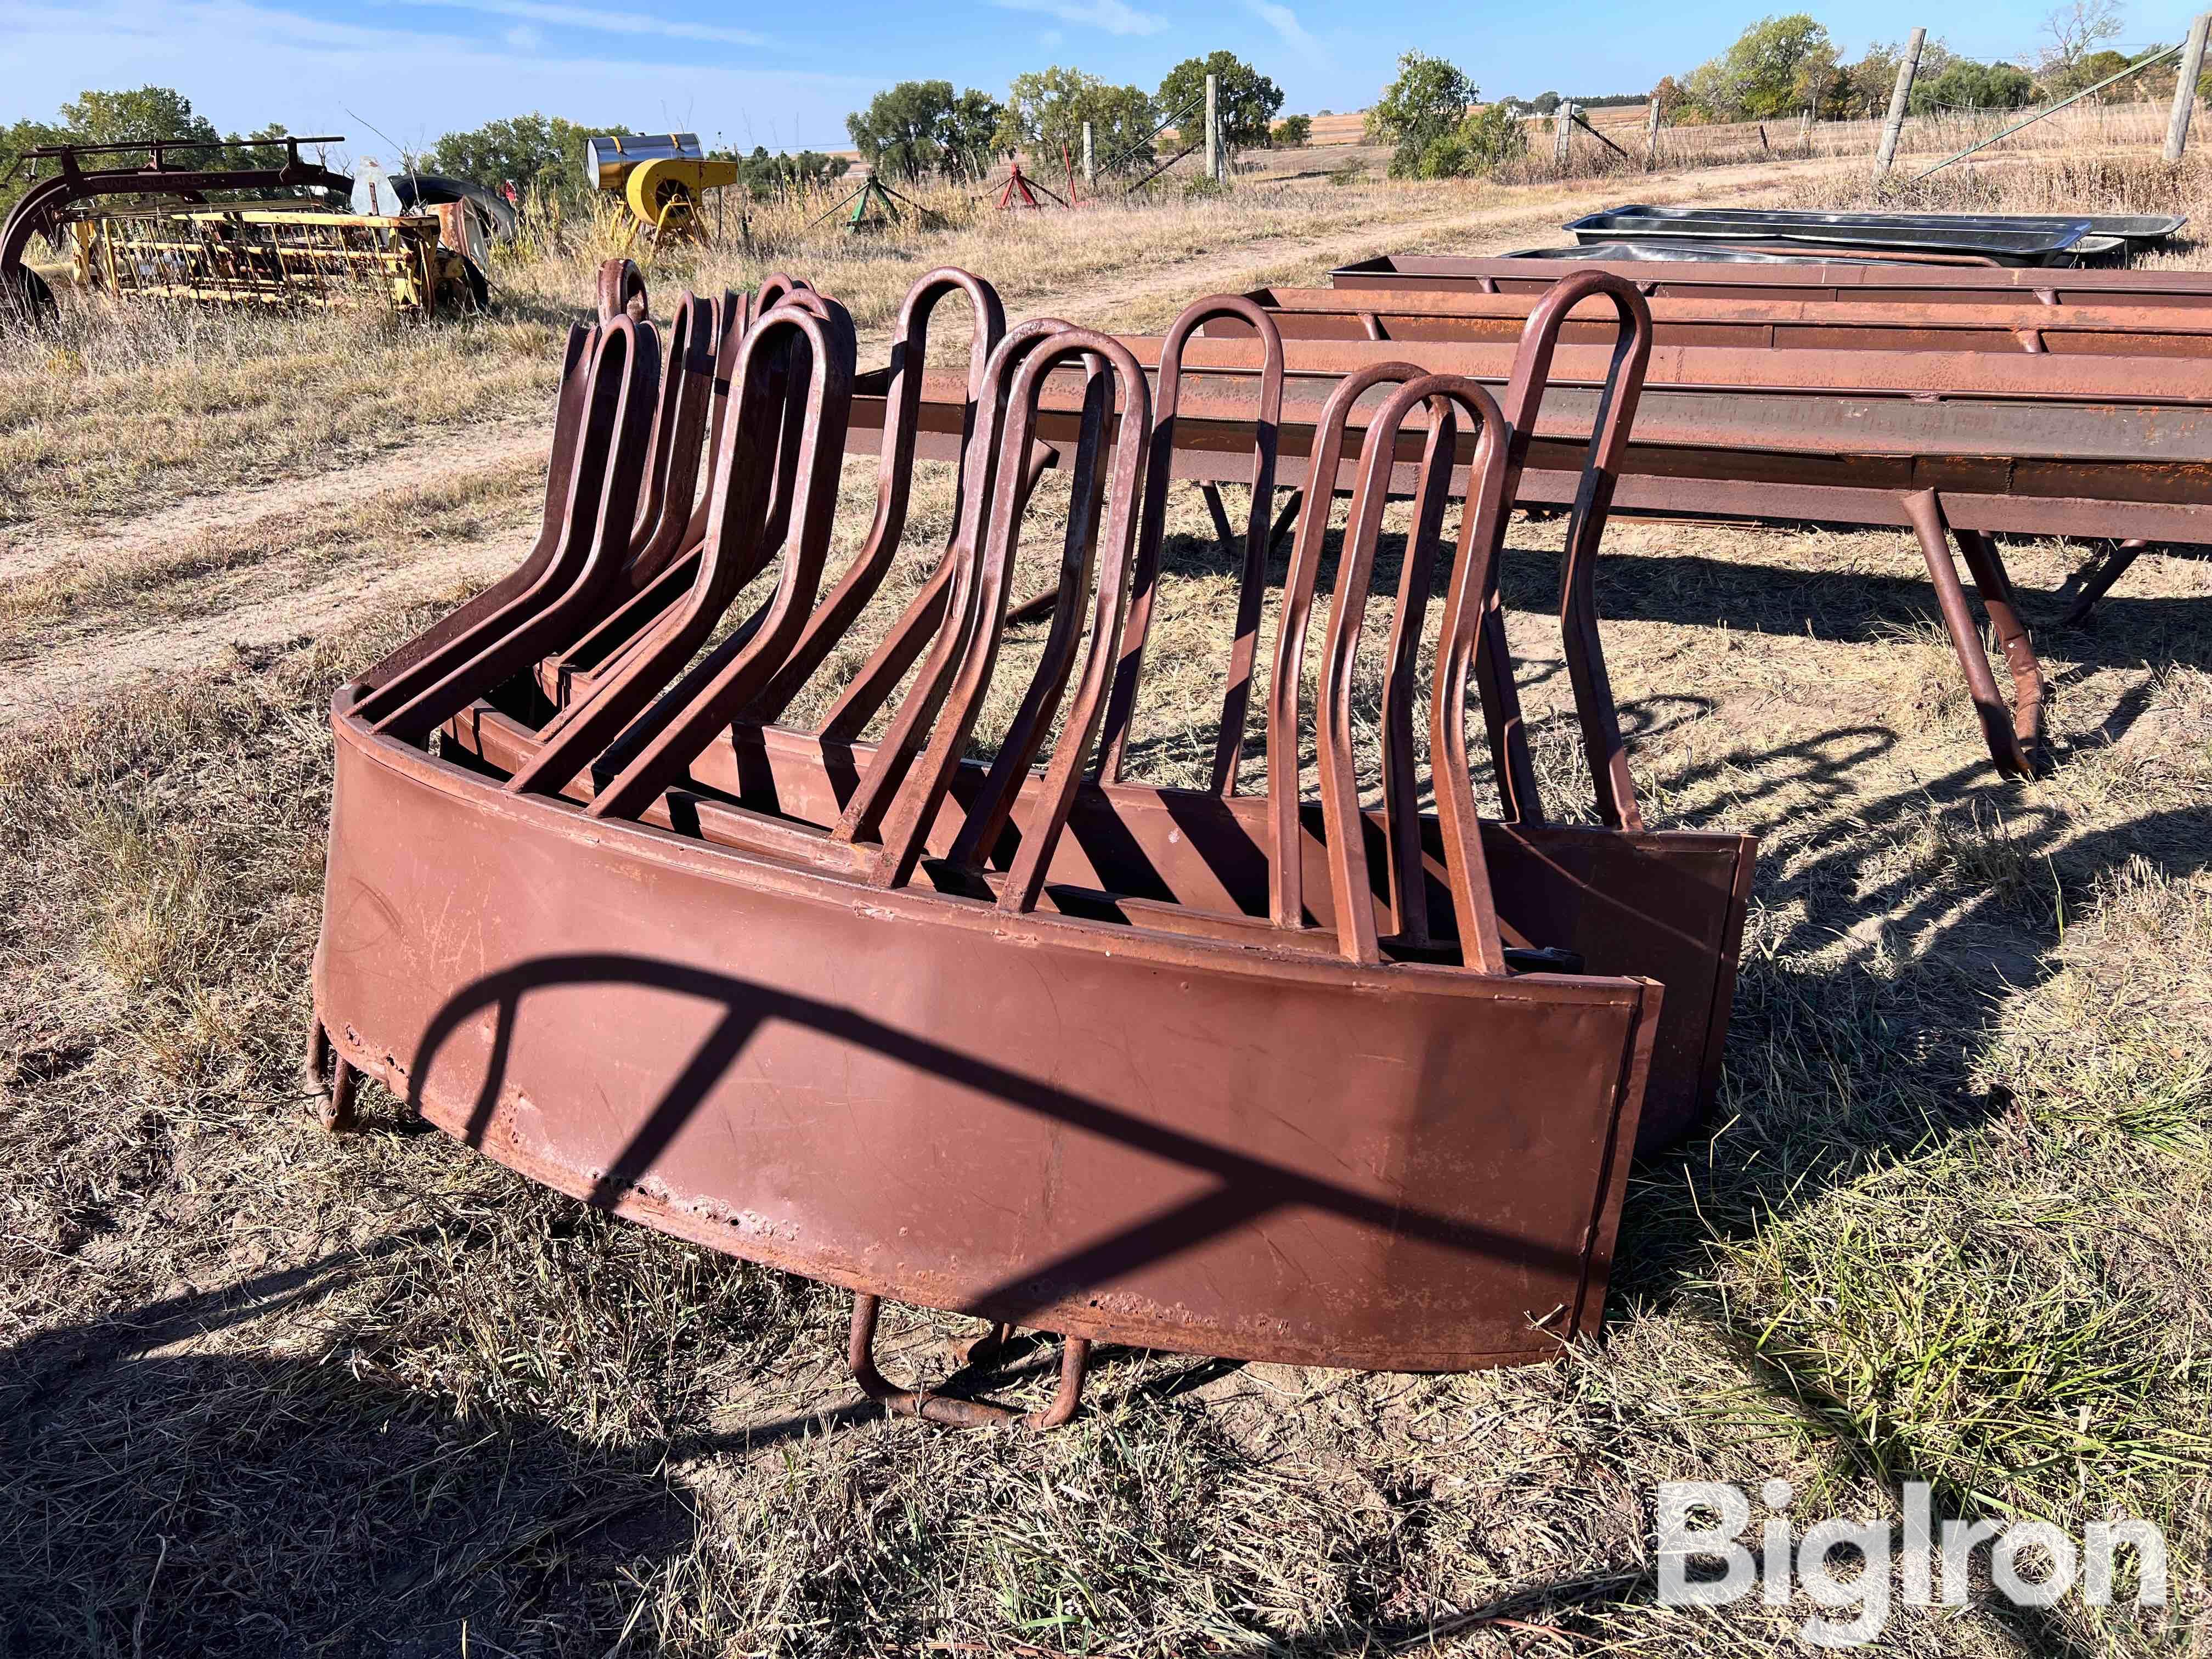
[307,266,1758,1425]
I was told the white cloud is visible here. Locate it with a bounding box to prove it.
[1242,0,1326,66]
[991,0,1166,38]
[0,1,874,152]
[504,21,543,49]
[377,0,770,50]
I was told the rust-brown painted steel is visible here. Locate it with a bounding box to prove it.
[1329,253,2212,309]
[840,324,2212,776]
[511,279,1749,1156]
[308,269,1746,1425]
[1239,284,2212,357]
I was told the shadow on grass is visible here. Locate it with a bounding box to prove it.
[0,1244,698,1656]
[13,493,2209,1655]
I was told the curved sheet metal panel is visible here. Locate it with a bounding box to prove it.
[317,698,1661,1371]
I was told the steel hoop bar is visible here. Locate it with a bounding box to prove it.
[1096,296,1284,792]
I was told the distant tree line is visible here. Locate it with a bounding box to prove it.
[2,87,301,216]
[844,49,1297,187]
[1642,1,2205,126]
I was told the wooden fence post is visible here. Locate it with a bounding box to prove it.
[1875,26,1926,173]
[1645,96,1662,168]
[1554,102,1574,168]
[1205,74,1222,182]
[1082,121,1096,188]
[2168,12,2211,161]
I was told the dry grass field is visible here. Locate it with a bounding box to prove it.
[2,133,2210,1657]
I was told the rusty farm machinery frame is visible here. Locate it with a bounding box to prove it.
[2,134,483,320]
[308,264,1757,1425]
[1318,250,2212,628]
[828,276,2212,777]
[306,223,2208,1429]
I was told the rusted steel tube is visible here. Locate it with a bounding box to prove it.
[1096,295,1285,793]
[747,269,1006,724]
[1328,253,2212,310]
[1492,272,1655,833]
[1241,285,2212,357]
[2061,539,2151,624]
[596,256,647,324]
[1903,491,2043,777]
[512,305,842,802]
[849,1295,1090,1429]
[358,315,661,743]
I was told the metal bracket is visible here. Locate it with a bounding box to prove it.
[847,1294,1090,1429]
[303,1014,359,1133]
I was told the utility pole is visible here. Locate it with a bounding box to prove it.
[2166,12,2211,161]
[1205,74,1222,182]
[1645,96,1662,168]
[1875,27,1925,173]
[1554,101,1574,168]
[1082,120,1096,188]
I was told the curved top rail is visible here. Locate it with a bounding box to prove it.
[814,317,1070,757]
[823,319,1074,845]
[548,290,747,691]
[625,290,721,586]
[1480,269,1655,830]
[358,314,661,742]
[1097,294,1285,793]
[863,328,1153,904]
[746,267,1008,723]
[359,321,594,687]
[1266,361,1427,937]
[510,304,845,802]
[596,257,648,324]
[1314,376,1513,968]
[582,303,858,821]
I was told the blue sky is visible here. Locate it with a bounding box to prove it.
[2,0,2202,157]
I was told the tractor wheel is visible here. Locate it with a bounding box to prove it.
[3,266,56,326]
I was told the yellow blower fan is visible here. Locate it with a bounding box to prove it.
[586,134,738,245]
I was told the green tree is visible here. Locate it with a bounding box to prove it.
[425,114,627,205]
[1911,59,2034,113]
[1679,14,1835,121]
[2046,47,2135,100]
[1837,44,1901,119]
[1271,114,1312,148]
[55,86,219,150]
[1155,50,1284,154]
[3,86,230,215]
[1367,51,1476,177]
[1395,101,1527,179]
[943,88,1005,180]
[996,68,1155,175]
[1789,38,1844,117]
[846,80,1005,183]
[722,146,848,199]
[1459,103,1528,167]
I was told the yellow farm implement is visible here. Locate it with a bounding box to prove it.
[68,202,480,315]
[1,134,487,323]
[586,133,737,243]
